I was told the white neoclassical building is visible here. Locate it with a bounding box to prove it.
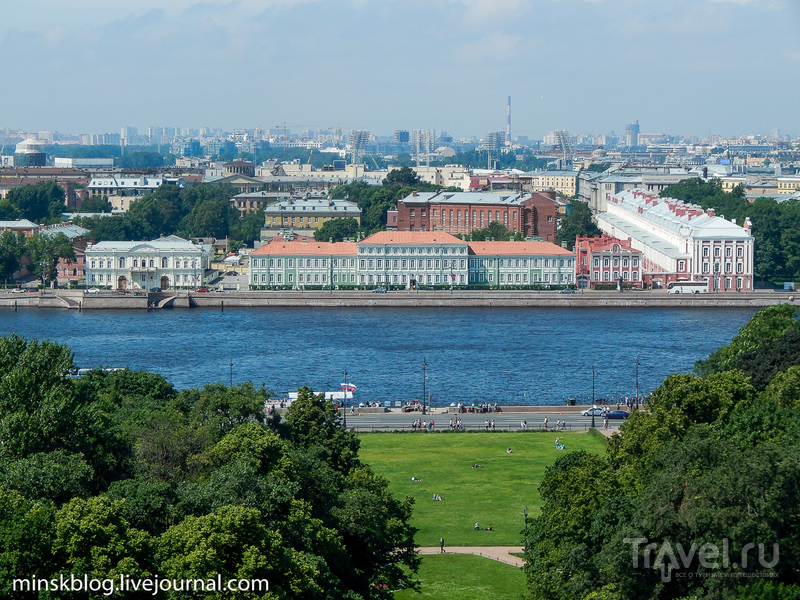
[84,235,212,290]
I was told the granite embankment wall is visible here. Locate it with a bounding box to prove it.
[0,290,794,310]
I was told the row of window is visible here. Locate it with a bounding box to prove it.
[592,257,639,268]
[359,246,466,255]
[470,272,572,283]
[89,257,199,269]
[268,216,327,224]
[701,246,745,258]
[593,271,640,281]
[702,262,745,274]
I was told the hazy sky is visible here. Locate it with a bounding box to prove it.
[2,0,798,139]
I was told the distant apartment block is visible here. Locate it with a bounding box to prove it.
[518,170,578,198]
[596,190,754,291]
[87,175,185,197]
[262,196,361,233]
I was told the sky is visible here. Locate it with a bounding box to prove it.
[1,0,799,140]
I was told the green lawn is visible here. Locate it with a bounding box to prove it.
[394,554,526,600]
[359,430,607,546]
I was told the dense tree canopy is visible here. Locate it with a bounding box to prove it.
[77,183,263,247]
[4,181,66,223]
[556,199,601,250]
[524,305,800,600]
[0,337,418,599]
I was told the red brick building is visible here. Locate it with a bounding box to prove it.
[574,234,643,289]
[392,190,558,242]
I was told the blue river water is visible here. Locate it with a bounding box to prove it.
[0,306,758,406]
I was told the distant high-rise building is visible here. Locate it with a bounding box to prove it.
[482,131,506,154]
[625,120,640,147]
[411,129,435,155]
[394,130,410,144]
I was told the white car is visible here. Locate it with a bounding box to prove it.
[85,288,100,294]
[580,407,604,416]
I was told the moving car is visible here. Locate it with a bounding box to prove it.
[605,410,630,419]
[559,288,575,294]
[196,288,210,293]
[86,288,100,294]
[149,287,162,293]
[580,407,603,416]
[373,287,387,293]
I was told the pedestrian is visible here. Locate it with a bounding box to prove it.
[543,416,548,429]
[440,537,445,553]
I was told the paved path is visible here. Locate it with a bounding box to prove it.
[418,546,525,568]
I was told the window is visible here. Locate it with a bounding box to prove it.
[593,258,599,267]
[703,247,709,257]
[703,262,710,273]
[737,262,743,273]
[288,274,293,282]
[633,271,638,280]
[360,259,365,269]
[714,248,720,257]
[547,215,553,222]
[737,247,743,257]
[726,247,732,257]
[161,257,168,268]
[632,258,638,267]
[678,260,685,271]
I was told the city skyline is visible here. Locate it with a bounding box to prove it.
[2,0,799,138]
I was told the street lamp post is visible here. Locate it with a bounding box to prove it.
[422,358,427,415]
[635,357,640,412]
[591,366,596,429]
[343,367,348,429]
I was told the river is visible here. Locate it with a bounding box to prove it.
[0,306,758,406]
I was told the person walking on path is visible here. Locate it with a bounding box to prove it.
[440,537,445,553]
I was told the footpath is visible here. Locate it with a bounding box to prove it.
[418,546,524,568]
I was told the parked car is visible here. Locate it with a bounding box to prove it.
[606,410,630,419]
[224,271,238,276]
[26,288,39,293]
[86,288,100,294]
[11,288,26,293]
[580,407,603,416]
[196,288,210,293]
[373,287,387,293]
[559,288,576,294]
[115,289,130,294]
[149,287,162,293]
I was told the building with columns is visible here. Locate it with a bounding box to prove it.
[596,190,754,291]
[84,235,212,290]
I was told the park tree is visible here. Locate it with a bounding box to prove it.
[25,231,76,284]
[383,166,420,187]
[0,230,26,283]
[5,181,66,223]
[313,217,361,242]
[695,304,798,376]
[79,195,113,213]
[556,200,600,250]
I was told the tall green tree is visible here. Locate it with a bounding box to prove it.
[0,230,26,282]
[25,232,76,284]
[5,181,66,223]
[556,200,600,250]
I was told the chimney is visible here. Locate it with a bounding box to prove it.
[744,217,753,235]
[707,208,715,217]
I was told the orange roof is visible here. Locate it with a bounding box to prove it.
[360,231,465,245]
[467,241,574,256]
[250,241,357,256]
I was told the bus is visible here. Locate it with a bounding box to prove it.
[667,280,709,294]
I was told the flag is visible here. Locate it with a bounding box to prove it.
[340,383,357,392]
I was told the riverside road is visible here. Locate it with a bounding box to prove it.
[339,406,628,434]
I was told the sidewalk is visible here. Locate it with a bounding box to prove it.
[418,546,524,568]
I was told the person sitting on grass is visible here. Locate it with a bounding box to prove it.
[411,476,421,481]
[506,448,513,454]
[475,522,480,530]
[471,464,482,468]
